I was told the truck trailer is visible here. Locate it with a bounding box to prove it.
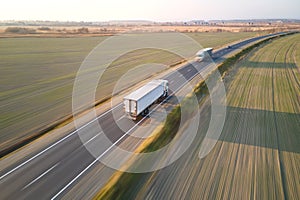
[195,47,213,62]
[123,79,168,120]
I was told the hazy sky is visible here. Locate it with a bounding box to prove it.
[1,0,299,21]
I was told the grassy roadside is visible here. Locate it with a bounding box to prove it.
[94,32,297,200]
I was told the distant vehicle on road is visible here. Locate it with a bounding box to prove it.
[195,47,213,62]
[124,79,169,120]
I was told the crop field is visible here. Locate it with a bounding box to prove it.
[97,34,300,199]
[186,32,259,48]
[0,32,260,154]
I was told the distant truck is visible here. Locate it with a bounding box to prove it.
[124,79,169,120]
[195,47,213,62]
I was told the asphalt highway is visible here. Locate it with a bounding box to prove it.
[0,32,285,199]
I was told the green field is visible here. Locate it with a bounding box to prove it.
[186,32,261,48]
[0,32,260,154]
[96,34,300,199]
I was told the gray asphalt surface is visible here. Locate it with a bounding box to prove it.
[0,32,284,200]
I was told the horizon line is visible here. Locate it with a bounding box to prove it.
[1,18,300,23]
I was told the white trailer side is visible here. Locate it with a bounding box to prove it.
[124,80,168,120]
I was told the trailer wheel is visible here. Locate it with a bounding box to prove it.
[141,108,149,116]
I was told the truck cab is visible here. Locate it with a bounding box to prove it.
[195,47,213,62]
[161,79,169,97]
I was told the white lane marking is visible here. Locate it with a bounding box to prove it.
[116,115,125,122]
[85,134,100,145]
[0,104,122,181]
[51,62,206,199]
[22,163,59,190]
[22,131,102,192]
[51,160,96,199]
[170,80,174,84]
[51,109,154,199]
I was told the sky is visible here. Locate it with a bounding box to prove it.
[1,0,299,22]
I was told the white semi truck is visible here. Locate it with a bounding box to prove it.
[195,47,213,62]
[124,79,168,120]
